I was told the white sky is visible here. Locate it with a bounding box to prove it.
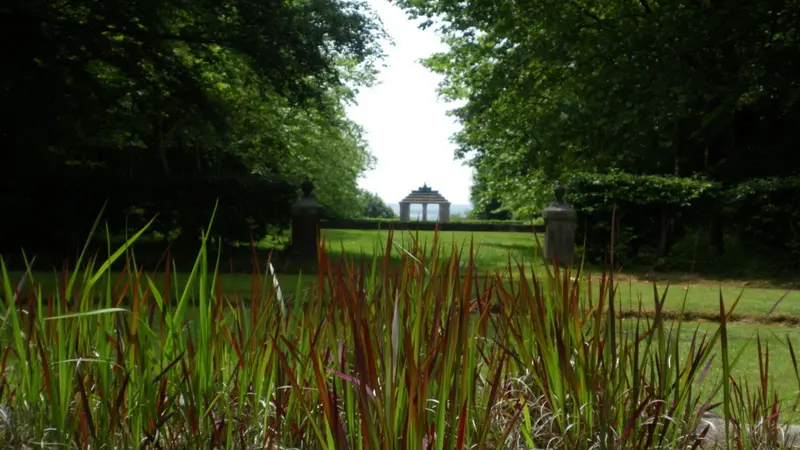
[346,0,473,205]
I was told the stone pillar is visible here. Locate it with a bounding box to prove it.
[291,180,323,261]
[542,182,577,267]
[439,202,451,223]
[399,202,411,222]
[422,203,428,221]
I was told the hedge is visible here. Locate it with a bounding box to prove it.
[561,171,800,266]
[720,175,800,262]
[348,217,544,226]
[563,172,720,264]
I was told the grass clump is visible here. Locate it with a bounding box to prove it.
[0,215,798,449]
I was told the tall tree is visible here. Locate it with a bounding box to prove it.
[356,189,396,219]
[393,0,800,218]
[1,0,386,249]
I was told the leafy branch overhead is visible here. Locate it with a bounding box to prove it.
[393,0,800,265]
[565,172,720,214]
[393,0,800,197]
[1,0,387,248]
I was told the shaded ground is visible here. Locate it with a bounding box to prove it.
[8,269,798,324]
[3,228,798,283]
[619,268,800,289]
[4,228,798,323]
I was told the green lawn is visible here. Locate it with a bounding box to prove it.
[622,319,800,419]
[7,229,799,319]
[8,229,800,384]
[319,229,800,320]
[318,228,543,271]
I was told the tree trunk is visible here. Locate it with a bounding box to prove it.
[657,210,671,258]
[156,114,170,176]
[709,215,726,255]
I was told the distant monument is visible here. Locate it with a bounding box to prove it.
[399,183,452,223]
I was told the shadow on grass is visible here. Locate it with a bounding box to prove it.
[611,267,800,290]
[0,241,271,273]
[1,241,487,276]
[4,237,799,290]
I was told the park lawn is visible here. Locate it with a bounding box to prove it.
[318,228,543,270]
[7,271,798,321]
[12,228,796,319]
[319,229,800,320]
[7,273,800,418]
[621,319,800,420]
[612,281,800,319]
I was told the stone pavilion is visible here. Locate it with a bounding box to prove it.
[399,183,451,223]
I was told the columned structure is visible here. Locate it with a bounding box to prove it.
[399,183,452,223]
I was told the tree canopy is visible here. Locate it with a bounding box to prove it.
[392,0,800,266]
[393,0,800,216]
[2,0,386,250]
[357,189,397,219]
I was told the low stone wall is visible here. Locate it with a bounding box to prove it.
[320,219,545,233]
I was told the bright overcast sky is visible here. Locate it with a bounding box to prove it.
[345,0,473,205]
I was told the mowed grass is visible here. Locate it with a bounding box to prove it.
[9,229,799,319]
[621,319,800,418]
[8,228,799,403]
[319,229,800,320]
[318,228,542,270]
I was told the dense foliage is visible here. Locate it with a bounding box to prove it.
[356,189,397,219]
[721,176,800,265]
[1,0,385,251]
[393,0,800,266]
[564,172,720,264]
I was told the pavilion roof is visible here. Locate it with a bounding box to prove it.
[400,183,450,204]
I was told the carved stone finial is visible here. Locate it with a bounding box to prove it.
[301,179,314,197]
[553,182,566,204]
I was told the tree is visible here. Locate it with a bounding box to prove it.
[391,0,800,262]
[1,0,386,250]
[392,0,800,217]
[356,189,396,219]
[468,166,511,220]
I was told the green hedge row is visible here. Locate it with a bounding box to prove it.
[321,219,543,233]
[721,176,800,261]
[350,217,545,226]
[562,172,800,266]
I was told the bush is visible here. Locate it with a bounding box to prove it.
[721,175,800,265]
[344,217,543,226]
[141,172,297,245]
[0,159,299,253]
[564,171,720,266]
[356,189,396,219]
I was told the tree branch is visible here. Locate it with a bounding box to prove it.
[568,0,611,27]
